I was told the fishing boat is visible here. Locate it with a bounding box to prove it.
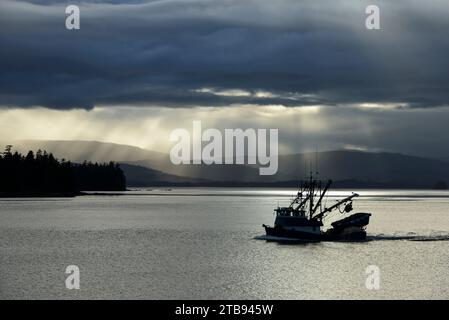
[263,176,371,242]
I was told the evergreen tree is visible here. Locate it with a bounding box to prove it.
[0,145,126,193]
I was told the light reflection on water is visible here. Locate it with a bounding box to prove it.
[89,188,449,201]
[0,189,448,299]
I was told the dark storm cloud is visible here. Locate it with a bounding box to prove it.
[1,0,449,109]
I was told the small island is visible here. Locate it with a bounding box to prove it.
[0,145,126,197]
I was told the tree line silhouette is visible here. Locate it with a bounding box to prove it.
[0,145,126,194]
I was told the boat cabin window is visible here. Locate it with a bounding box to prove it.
[276,208,305,217]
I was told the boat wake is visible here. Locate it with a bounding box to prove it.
[255,232,449,242]
[367,232,449,242]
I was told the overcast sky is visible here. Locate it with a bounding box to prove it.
[1,0,448,157]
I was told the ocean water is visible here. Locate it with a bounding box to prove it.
[0,188,448,299]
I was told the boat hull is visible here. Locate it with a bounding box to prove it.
[263,212,371,242]
[323,228,367,241]
[263,225,321,242]
[263,225,368,242]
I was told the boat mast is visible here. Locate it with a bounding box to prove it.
[309,164,314,220]
[312,179,332,214]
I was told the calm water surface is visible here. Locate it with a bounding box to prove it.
[1,188,448,299]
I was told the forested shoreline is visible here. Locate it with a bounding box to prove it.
[0,145,126,196]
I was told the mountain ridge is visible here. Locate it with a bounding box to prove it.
[3,140,448,188]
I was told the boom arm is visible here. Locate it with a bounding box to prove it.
[289,191,303,208]
[313,192,359,221]
[295,194,311,210]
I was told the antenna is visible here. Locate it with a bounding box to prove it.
[304,160,306,180]
[309,160,312,180]
[315,146,319,178]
